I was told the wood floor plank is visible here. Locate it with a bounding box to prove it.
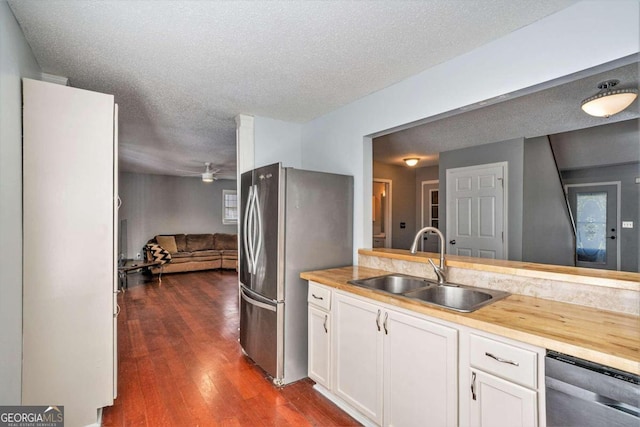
[102,270,360,426]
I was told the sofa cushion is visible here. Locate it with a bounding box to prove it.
[186,234,214,252]
[191,250,221,258]
[156,235,178,254]
[174,234,187,252]
[171,251,194,258]
[220,250,238,259]
[214,233,237,250]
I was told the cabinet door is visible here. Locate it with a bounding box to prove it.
[470,369,537,427]
[333,293,384,425]
[308,306,331,389]
[384,309,458,427]
[22,78,115,426]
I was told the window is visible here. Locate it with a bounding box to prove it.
[222,190,238,225]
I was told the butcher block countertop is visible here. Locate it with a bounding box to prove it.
[300,266,640,375]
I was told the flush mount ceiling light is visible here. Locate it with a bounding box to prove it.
[404,158,419,167]
[581,80,638,118]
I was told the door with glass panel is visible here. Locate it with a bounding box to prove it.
[567,183,619,270]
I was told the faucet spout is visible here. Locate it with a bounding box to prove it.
[409,226,447,284]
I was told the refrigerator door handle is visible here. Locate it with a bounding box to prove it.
[252,184,263,274]
[241,287,276,312]
[244,185,255,274]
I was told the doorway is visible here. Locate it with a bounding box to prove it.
[373,179,392,248]
[566,182,620,271]
[445,162,507,259]
[421,180,439,253]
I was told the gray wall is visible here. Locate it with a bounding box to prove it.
[562,163,640,273]
[0,1,41,405]
[550,119,639,170]
[439,138,524,261]
[119,173,238,259]
[522,137,575,266]
[373,161,416,249]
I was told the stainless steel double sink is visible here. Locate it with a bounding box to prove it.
[348,274,510,312]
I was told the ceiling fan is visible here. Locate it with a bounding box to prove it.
[177,162,220,182]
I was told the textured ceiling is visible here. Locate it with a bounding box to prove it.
[8,0,578,178]
[374,61,640,167]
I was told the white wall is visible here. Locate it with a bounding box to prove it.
[0,0,41,405]
[119,173,238,259]
[254,116,302,169]
[293,1,640,262]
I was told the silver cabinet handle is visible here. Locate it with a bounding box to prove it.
[485,352,519,366]
[323,314,328,333]
[471,371,477,401]
[311,294,324,300]
[383,312,389,335]
[376,309,381,331]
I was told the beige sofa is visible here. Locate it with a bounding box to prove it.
[145,233,238,274]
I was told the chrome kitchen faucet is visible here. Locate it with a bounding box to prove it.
[409,226,447,284]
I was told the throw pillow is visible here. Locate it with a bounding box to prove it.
[146,243,172,265]
[156,235,178,254]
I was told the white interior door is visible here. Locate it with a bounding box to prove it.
[446,163,507,259]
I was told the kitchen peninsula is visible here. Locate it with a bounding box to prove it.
[301,248,639,427]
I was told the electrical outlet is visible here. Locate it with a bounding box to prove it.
[622,221,634,229]
[136,252,141,260]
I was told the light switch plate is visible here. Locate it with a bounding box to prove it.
[622,221,634,229]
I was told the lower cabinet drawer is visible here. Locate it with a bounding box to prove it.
[308,282,331,311]
[470,334,537,389]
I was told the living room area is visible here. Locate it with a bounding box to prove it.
[117,171,239,274]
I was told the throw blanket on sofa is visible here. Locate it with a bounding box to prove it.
[146,243,172,265]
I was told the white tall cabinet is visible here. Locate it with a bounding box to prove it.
[22,78,118,427]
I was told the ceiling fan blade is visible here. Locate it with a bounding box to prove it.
[175,168,201,174]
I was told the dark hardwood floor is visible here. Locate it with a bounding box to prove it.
[102,270,359,426]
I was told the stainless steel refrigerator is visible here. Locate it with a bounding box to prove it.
[239,163,353,386]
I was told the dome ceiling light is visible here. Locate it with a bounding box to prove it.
[580,79,638,118]
[404,158,419,167]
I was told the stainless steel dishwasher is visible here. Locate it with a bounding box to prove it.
[546,351,640,427]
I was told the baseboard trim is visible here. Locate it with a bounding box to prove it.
[312,384,377,427]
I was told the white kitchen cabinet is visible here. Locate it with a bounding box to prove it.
[308,282,332,389]
[22,78,118,427]
[333,292,384,424]
[384,309,457,427]
[308,305,331,388]
[461,331,545,427]
[469,368,537,427]
[331,291,457,426]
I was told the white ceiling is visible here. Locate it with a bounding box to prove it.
[374,60,640,167]
[8,0,578,179]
